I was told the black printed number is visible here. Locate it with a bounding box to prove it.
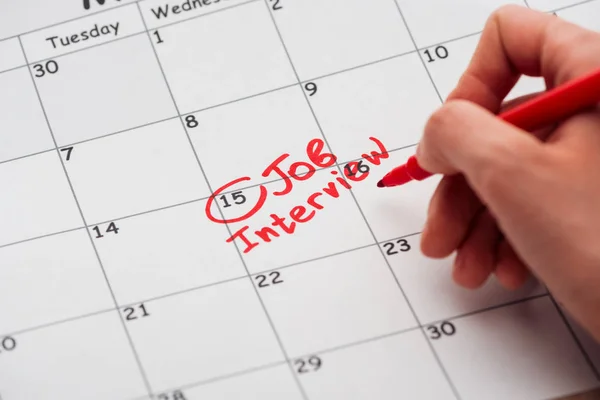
[157,390,187,400]
[383,238,411,256]
[270,0,282,10]
[304,82,317,96]
[219,191,246,208]
[33,60,59,78]
[344,160,370,177]
[424,45,449,63]
[124,303,150,321]
[185,115,198,128]
[427,321,456,340]
[0,337,16,353]
[93,222,120,239]
[61,147,74,161]
[295,356,322,374]
[255,271,284,288]
[154,30,164,44]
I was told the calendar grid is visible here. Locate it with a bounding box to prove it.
[392,1,445,103]
[126,294,563,400]
[0,143,417,252]
[134,3,310,399]
[262,0,462,398]
[1,0,598,171]
[15,35,155,398]
[2,1,600,398]
[1,286,552,400]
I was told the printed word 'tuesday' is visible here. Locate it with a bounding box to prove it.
[45,22,120,49]
[205,137,389,253]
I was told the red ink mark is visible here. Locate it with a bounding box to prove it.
[255,226,280,242]
[289,161,316,181]
[307,192,324,210]
[322,181,341,198]
[270,213,296,234]
[227,226,260,253]
[206,177,268,224]
[291,205,316,223]
[362,137,389,166]
[307,139,336,167]
[210,136,390,253]
[263,154,293,196]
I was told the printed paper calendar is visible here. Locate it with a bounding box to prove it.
[1,0,600,399]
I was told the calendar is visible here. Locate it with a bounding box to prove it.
[1,0,600,399]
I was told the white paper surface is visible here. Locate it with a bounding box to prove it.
[0,0,599,399]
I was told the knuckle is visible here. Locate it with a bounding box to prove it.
[475,140,547,197]
[424,100,471,142]
[488,4,525,26]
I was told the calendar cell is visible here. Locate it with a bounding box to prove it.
[270,0,414,80]
[259,247,417,358]
[166,365,303,400]
[309,54,440,163]
[152,1,296,114]
[0,152,82,247]
[558,0,600,31]
[191,86,323,188]
[140,0,250,30]
[299,331,455,400]
[215,167,374,274]
[95,201,246,305]
[0,68,54,163]
[423,34,546,102]
[527,0,586,11]
[396,0,524,48]
[385,234,546,324]
[349,147,440,242]
[0,38,26,73]
[0,312,147,400]
[432,297,598,400]
[0,230,114,335]
[20,4,144,62]
[33,34,176,146]
[125,279,284,392]
[66,119,209,224]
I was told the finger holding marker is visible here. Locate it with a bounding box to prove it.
[385,6,600,339]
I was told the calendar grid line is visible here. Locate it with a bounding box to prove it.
[128,291,562,400]
[0,280,551,360]
[0,226,85,250]
[551,0,600,13]
[0,64,28,76]
[135,4,310,399]
[263,1,461,398]
[135,293,552,400]
[1,0,596,68]
[16,35,155,399]
[392,0,444,104]
[549,297,600,380]
[27,30,146,65]
[0,147,56,167]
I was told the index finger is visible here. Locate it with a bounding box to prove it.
[448,5,600,112]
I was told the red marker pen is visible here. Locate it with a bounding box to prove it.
[378,66,600,188]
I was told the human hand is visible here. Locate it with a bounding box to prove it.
[416,5,600,341]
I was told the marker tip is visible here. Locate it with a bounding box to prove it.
[377,180,385,188]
